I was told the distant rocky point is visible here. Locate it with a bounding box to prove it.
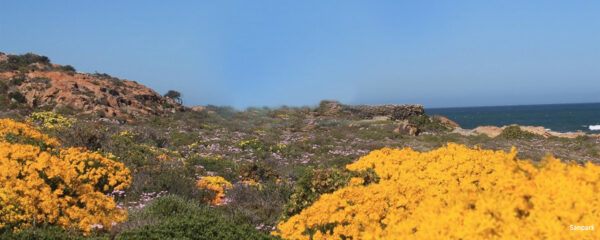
[449,124,600,139]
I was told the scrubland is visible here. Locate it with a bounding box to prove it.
[0,103,599,239]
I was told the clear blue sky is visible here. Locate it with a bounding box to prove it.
[1,1,599,109]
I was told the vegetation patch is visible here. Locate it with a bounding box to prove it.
[500,125,538,139]
[274,143,600,239]
[0,119,131,235]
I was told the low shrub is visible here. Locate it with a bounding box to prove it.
[408,114,452,133]
[126,165,203,202]
[0,53,50,72]
[31,77,52,87]
[281,168,351,220]
[59,65,76,75]
[0,79,8,94]
[168,131,197,147]
[136,195,204,219]
[51,121,111,151]
[9,76,26,86]
[8,91,26,103]
[105,132,155,167]
[500,125,537,139]
[238,162,280,183]
[224,182,293,231]
[186,156,237,181]
[29,111,75,129]
[0,225,109,240]
[116,215,279,240]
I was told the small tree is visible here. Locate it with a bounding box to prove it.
[164,90,183,104]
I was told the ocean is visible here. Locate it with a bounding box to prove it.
[427,102,600,133]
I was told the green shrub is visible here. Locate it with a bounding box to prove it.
[55,106,77,115]
[59,65,76,75]
[0,225,108,240]
[9,76,26,86]
[31,77,52,87]
[106,134,155,167]
[499,125,537,139]
[169,131,197,147]
[127,165,203,201]
[164,90,182,104]
[135,195,204,219]
[0,53,50,72]
[408,114,452,133]
[116,215,278,240]
[186,156,238,181]
[0,79,8,94]
[281,168,350,220]
[8,91,26,103]
[224,182,294,230]
[115,195,212,234]
[51,121,112,151]
[238,162,279,183]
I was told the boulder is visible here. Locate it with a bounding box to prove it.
[435,116,461,128]
[394,121,420,136]
[191,106,206,112]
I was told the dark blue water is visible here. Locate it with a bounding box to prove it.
[427,103,600,133]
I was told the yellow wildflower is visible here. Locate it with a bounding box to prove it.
[274,143,600,240]
[0,119,131,234]
[197,176,233,205]
[28,111,75,129]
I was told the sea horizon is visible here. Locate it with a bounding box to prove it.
[426,101,600,110]
[427,102,600,133]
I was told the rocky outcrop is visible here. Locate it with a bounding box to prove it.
[344,104,425,120]
[0,53,184,117]
[317,101,425,121]
[190,106,206,112]
[393,120,420,136]
[435,116,461,128]
[317,100,344,116]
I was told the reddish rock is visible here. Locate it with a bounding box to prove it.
[191,106,206,112]
[436,116,461,128]
[1,70,183,117]
[394,121,420,136]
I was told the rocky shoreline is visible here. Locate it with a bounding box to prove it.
[452,124,600,139]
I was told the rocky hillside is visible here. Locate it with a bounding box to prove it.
[0,52,184,117]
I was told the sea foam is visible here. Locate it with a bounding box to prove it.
[589,125,600,131]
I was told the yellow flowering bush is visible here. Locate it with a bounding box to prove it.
[28,111,75,129]
[238,138,263,150]
[238,138,286,153]
[0,118,60,147]
[197,176,233,205]
[0,119,131,234]
[0,188,27,231]
[274,143,600,240]
[242,179,263,190]
[118,130,136,139]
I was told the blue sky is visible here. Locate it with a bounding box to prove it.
[1,1,599,109]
